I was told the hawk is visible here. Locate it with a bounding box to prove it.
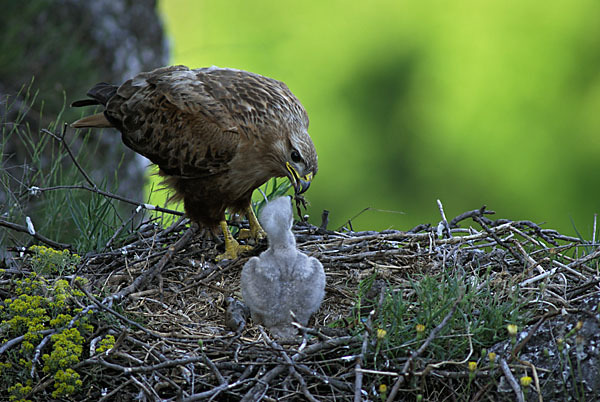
[71,65,317,259]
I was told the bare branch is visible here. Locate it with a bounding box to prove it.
[0,218,71,249]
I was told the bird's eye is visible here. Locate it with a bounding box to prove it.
[291,149,302,163]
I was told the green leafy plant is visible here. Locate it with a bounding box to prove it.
[354,267,534,365]
[28,245,80,275]
[0,271,92,400]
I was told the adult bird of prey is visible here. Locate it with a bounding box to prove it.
[71,65,317,260]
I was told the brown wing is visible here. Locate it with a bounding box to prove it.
[104,66,239,178]
[103,65,309,180]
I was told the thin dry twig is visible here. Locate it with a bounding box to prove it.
[499,358,525,402]
[436,199,452,239]
[0,218,71,250]
[259,327,318,402]
[449,205,495,228]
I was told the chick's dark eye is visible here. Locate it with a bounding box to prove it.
[291,149,302,163]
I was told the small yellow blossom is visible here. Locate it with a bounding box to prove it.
[557,337,564,352]
[376,329,387,340]
[468,361,477,372]
[507,324,518,336]
[520,376,532,387]
[379,384,387,393]
[415,324,425,333]
[488,352,497,363]
[574,321,583,331]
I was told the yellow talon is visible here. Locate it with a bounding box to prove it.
[215,220,252,261]
[215,205,266,260]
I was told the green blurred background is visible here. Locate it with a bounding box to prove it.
[157,0,600,235]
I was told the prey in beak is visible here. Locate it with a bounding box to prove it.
[286,162,313,194]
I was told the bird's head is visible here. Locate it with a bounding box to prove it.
[284,131,318,195]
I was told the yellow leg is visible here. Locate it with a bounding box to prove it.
[246,205,267,240]
[216,220,252,261]
[237,205,267,242]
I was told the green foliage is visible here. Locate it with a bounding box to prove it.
[0,272,91,399]
[7,381,33,402]
[52,368,83,399]
[0,85,136,252]
[29,245,81,275]
[42,328,84,373]
[352,267,533,365]
[95,334,116,354]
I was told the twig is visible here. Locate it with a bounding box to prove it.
[354,287,386,401]
[202,351,226,385]
[518,267,558,288]
[259,327,318,402]
[499,358,525,402]
[436,199,452,238]
[320,209,330,231]
[593,214,597,246]
[509,310,559,363]
[513,240,539,270]
[0,330,54,355]
[103,225,197,304]
[74,281,161,338]
[183,383,230,401]
[0,218,71,250]
[354,315,370,402]
[104,204,146,250]
[241,336,358,401]
[30,332,53,377]
[42,125,97,188]
[131,374,161,400]
[24,184,183,217]
[518,360,543,402]
[568,246,600,269]
[473,216,526,266]
[95,355,205,374]
[98,378,134,402]
[449,205,495,228]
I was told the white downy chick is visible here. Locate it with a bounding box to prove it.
[241,196,325,338]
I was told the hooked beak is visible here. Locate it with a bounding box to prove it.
[286,162,313,194]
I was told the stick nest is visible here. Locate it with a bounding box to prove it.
[5,206,600,401]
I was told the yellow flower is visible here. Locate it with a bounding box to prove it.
[415,324,425,333]
[520,376,532,387]
[574,321,583,331]
[379,384,387,393]
[488,352,497,363]
[557,337,564,352]
[376,329,387,340]
[507,324,518,336]
[468,361,477,372]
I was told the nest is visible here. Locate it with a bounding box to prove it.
[30,204,592,401]
[4,205,600,401]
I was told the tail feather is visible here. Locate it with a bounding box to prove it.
[71,99,100,107]
[71,82,118,128]
[85,82,118,105]
[71,82,118,108]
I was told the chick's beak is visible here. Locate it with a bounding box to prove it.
[286,162,313,194]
